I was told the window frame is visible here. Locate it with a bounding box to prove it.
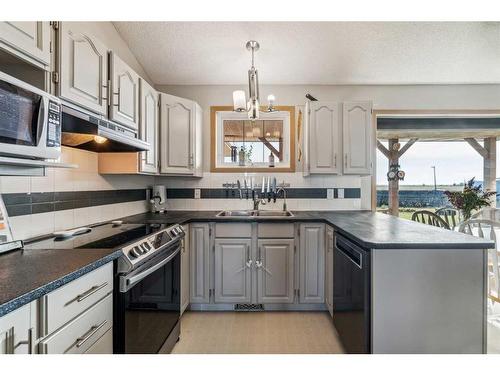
[210,105,296,173]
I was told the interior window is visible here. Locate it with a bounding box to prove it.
[211,106,295,172]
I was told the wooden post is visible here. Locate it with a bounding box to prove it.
[484,137,497,208]
[388,138,399,217]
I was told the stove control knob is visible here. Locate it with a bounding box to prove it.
[129,247,140,259]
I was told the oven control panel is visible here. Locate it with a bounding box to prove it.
[117,224,185,273]
[46,100,61,147]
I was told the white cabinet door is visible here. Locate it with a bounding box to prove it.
[110,52,140,130]
[0,22,50,67]
[309,102,341,174]
[257,239,295,304]
[214,239,252,304]
[159,93,196,175]
[180,225,190,315]
[190,223,210,303]
[342,101,373,175]
[58,23,108,115]
[0,303,32,354]
[299,223,325,303]
[325,227,334,317]
[139,78,159,174]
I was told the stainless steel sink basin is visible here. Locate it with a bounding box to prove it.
[215,210,294,218]
[255,210,294,217]
[216,210,255,217]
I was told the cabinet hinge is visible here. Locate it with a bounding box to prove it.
[52,71,59,84]
[51,21,59,30]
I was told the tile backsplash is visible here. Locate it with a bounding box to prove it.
[0,147,153,241]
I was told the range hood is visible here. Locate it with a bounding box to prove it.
[61,105,150,152]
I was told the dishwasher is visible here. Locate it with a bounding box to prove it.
[332,233,371,354]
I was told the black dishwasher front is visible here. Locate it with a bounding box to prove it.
[332,233,371,354]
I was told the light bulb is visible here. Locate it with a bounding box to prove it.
[94,135,107,144]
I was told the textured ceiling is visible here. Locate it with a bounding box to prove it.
[114,22,500,85]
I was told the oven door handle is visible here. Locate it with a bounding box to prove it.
[121,246,181,292]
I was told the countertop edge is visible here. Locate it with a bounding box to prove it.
[0,250,121,318]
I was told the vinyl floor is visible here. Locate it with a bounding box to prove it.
[171,311,344,354]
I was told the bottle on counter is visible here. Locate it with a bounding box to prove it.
[239,146,246,166]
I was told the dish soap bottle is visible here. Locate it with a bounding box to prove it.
[269,152,275,167]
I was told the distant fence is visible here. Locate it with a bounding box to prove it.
[377,190,450,208]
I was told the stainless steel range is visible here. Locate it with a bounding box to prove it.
[25,221,185,354]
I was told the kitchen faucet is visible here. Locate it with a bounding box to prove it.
[276,186,288,211]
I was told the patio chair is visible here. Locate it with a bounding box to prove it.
[458,219,500,307]
[411,210,451,230]
[435,207,462,230]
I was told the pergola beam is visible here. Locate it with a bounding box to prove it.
[464,138,487,158]
[398,138,419,158]
[376,140,390,158]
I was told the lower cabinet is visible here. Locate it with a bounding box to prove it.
[257,239,295,304]
[214,238,252,303]
[299,223,325,303]
[0,303,33,354]
[325,227,334,317]
[190,223,211,303]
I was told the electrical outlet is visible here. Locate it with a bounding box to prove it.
[337,188,344,199]
[194,188,201,199]
[327,188,334,200]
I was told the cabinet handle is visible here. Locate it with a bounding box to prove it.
[75,320,107,348]
[246,245,252,268]
[344,154,347,167]
[188,154,194,167]
[334,153,337,167]
[76,282,108,303]
[14,328,33,354]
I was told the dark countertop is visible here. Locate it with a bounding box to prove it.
[0,247,121,317]
[121,210,494,250]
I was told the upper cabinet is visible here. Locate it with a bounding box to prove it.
[139,78,159,174]
[304,100,373,176]
[308,101,341,174]
[0,22,50,69]
[109,52,140,130]
[160,93,202,176]
[342,101,373,175]
[58,23,108,116]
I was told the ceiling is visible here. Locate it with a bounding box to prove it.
[114,22,500,85]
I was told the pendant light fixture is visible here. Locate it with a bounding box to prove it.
[233,40,277,120]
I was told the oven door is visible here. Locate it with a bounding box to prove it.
[115,245,181,354]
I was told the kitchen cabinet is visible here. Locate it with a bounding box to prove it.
[0,21,50,68]
[139,78,159,174]
[190,223,210,303]
[58,23,109,116]
[180,225,190,315]
[342,101,373,175]
[299,223,325,303]
[160,93,203,176]
[109,52,140,130]
[214,238,252,303]
[256,239,295,304]
[325,227,334,317]
[0,303,33,354]
[308,102,341,174]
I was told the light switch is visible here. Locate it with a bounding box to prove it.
[194,189,201,199]
[327,189,334,200]
[337,188,344,199]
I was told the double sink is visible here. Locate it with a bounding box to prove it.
[216,210,294,218]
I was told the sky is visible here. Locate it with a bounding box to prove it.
[376,140,499,186]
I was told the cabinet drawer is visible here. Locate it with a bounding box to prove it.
[84,328,113,354]
[258,223,295,238]
[39,294,112,354]
[215,223,252,238]
[41,263,113,335]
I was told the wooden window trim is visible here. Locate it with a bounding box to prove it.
[210,105,296,173]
